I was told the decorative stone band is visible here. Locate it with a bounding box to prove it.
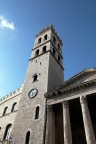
[45,78,96,98]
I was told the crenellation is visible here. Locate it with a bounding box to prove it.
[0,84,23,104]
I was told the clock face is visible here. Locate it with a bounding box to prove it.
[28,89,38,98]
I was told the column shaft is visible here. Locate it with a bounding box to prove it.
[45,105,55,144]
[80,96,96,144]
[63,101,72,144]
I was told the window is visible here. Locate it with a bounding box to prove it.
[35,106,39,119]
[32,74,38,82]
[44,34,47,40]
[25,131,30,144]
[53,36,56,44]
[35,49,39,56]
[3,124,12,140]
[11,102,17,112]
[43,46,46,53]
[38,38,41,44]
[58,43,60,50]
[3,106,8,116]
[53,48,56,55]
[58,55,60,62]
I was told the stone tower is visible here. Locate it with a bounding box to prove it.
[12,25,64,144]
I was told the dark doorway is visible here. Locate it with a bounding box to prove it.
[69,98,86,144]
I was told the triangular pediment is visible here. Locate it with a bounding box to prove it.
[45,68,96,97]
[62,68,96,89]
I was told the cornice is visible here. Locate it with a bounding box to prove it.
[45,79,96,98]
[29,50,64,70]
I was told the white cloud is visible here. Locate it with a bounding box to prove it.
[0,15,15,30]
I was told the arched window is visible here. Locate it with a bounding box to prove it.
[53,36,56,44]
[35,49,39,56]
[38,38,41,44]
[53,48,56,55]
[11,102,17,112]
[35,106,39,119]
[58,55,60,62]
[44,34,47,40]
[3,124,12,140]
[32,74,38,82]
[58,43,60,50]
[3,106,8,116]
[43,46,46,53]
[25,131,30,144]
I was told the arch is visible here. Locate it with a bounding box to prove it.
[58,43,60,50]
[3,124,12,140]
[25,131,30,144]
[32,74,38,82]
[43,46,47,53]
[35,49,39,56]
[38,38,41,44]
[58,55,60,62]
[53,36,56,44]
[53,48,56,55]
[11,102,17,112]
[44,34,48,40]
[3,106,8,116]
[35,106,39,119]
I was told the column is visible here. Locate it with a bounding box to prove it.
[80,96,96,144]
[62,101,72,144]
[45,105,55,144]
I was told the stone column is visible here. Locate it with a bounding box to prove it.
[45,105,55,144]
[62,101,72,144]
[80,96,96,144]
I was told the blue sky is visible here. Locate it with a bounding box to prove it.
[0,0,96,97]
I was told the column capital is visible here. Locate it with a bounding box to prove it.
[47,105,53,112]
[62,101,69,108]
[80,96,87,104]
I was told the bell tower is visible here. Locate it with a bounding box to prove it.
[12,25,64,144]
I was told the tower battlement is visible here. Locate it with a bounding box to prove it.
[36,24,63,45]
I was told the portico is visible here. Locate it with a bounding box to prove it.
[45,72,96,144]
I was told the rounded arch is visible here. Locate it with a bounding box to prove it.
[25,131,30,144]
[35,49,39,56]
[44,34,48,40]
[11,102,17,112]
[3,123,12,140]
[32,73,38,82]
[3,106,8,116]
[38,38,41,44]
[58,43,60,50]
[42,46,47,53]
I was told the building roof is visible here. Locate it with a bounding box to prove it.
[45,68,96,98]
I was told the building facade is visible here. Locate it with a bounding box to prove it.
[0,25,96,144]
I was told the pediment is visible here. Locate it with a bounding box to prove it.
[45,68,96,98]
[63,68,96,89]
